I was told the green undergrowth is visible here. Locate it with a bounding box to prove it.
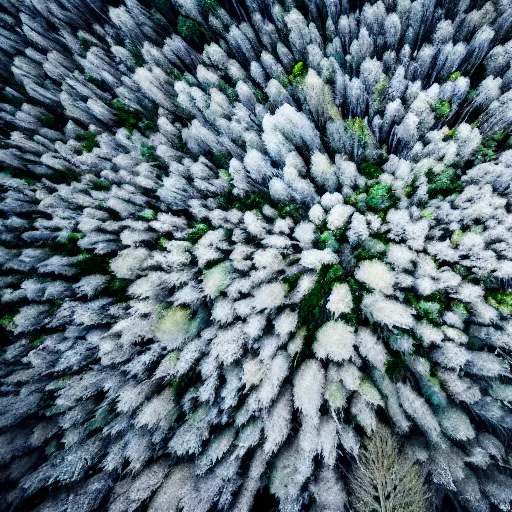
[293,265,368,363]
[404,291,447,326]
[216,191,307,223]
[426,167,463,199]
[432,100,451,118]
[289,62,307,85]
[346,117,370,143]
[474,131,509,163]
[359,161,384,180]
[486,291,512,315]
[76,131,99,153]
[385,354,409,382]
[185,222,211,244]
[365,184,399,211]
[111,99,157,135]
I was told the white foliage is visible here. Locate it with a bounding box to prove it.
[327,283,353,316]
[313,321,355,362]
[355,260,395,295]
[293,359,325,424]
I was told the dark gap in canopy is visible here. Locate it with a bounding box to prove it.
[251,484,280,512]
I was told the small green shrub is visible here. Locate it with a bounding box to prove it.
[427,167,463,198]
[289,61,307,84]
[185,223,210,244]
[76,131,99,153]
[365,184,398,211]
[432,100,451,117]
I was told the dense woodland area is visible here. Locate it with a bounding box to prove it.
[2,0,512,510]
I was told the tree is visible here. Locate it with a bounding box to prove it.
[349,427,430,512]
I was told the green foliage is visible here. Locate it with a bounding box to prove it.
[406,291,446,325]
[83,73,109,92]
[107,278,130,293]
[79,36,95,52]
[353,247,372,262]
[283,272,304,295]
[76,131,99,153]
[218,169,232,184]
[403,184,414,198]
[289,61,307,84]
[416,300,443,324]
[185,223,210,244]
[372,76,389,110]
[140,120,157,133]
[199,0,218,13]
[421,376,445,406]
[487,291,512,315]
[421,208,434,219]
[475,139,498,162]
[0,314,15,330]
[84,407,111,434]
[212,151,230,169]
[30,335,46,348]
[432,100,451,117]
[73,251,110,275]
[467,89,478,101]
[218,80,237,101]
[253,87,267,104]
[297,265,344,339]
[443,127,457,140]
[359,161,383,180]
[385,354,409,382]
[48,300,63,313]
[177,16,205,42]
[140,143,157,161]
[347,117,370,143]
[365,184,398,211]
[352,239,387,262]
[125,41,145,68]
[139,209,157,220]
[65,232,85,244]
[474,132,508,163]
[176,139,190,154]
[452,301,469,317]
[169,68,184,82]
[450,229,464,246]
[59,232,85,254]
[158,237,168,248]
[275,203,307,223]
[449,71,461,81]
[112,99,138,133]
[318,230,340,251]
[427,167,463,198]
[92,179,111,191]
[217,192,268,212]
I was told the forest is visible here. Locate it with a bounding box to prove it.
[1,0,512,511]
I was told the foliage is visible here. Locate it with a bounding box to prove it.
[426,167,463,198]
[366,184,399,211]
[349,427,430,512]
[177,16,205,42]
[432,100,451,117]
[289,61,307,84]
[76,130,99,153]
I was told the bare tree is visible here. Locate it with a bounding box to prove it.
[349,427,431,512]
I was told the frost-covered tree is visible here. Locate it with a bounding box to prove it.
[349,427,430,512]
[1,0,512,511]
